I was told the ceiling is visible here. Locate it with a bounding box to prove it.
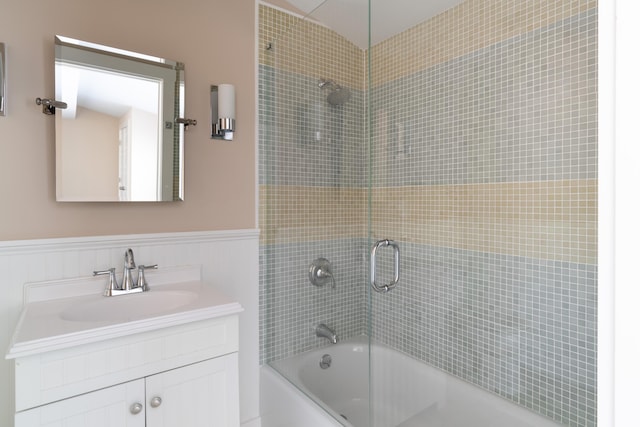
[282,0,466,49]
[57,63,160,120]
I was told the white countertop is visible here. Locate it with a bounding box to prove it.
[6,266,243,359]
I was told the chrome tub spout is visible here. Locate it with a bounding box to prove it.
[316,324,338,344]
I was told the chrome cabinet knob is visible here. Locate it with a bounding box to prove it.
[150,396,162,408]
[130,402,143,415]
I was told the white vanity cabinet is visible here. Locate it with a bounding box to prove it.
[15,378,146,427]
[146,353,238,426]
[15,353,239,427]
[7,268,243,427]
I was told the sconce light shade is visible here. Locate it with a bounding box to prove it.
[211,84,235,140]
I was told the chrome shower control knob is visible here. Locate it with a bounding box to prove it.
[309,258,336,288]
[150,396,162,408]
[130,402,143,415]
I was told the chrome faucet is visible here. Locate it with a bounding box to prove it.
[93,248,157,297]
[316,323,339,344]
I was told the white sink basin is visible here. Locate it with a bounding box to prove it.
[6,266,244,360]
[60,290,199,322]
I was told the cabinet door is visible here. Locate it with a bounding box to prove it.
[146,354,239,427]
[15,379,145,427]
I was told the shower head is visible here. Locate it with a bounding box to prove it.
[327,86,351,105]
[318,79,351,105]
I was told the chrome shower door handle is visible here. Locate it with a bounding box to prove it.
[370,239,400,293]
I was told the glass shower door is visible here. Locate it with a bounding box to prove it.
[260,1,368,424]
[365,0,598,426]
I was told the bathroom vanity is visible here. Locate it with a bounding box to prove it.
[6,265,243,426]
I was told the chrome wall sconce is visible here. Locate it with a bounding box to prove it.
[0,43,6,116]
[211,84,235,140]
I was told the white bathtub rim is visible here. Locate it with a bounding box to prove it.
[267,335,566,427]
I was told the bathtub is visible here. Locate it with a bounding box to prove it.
[261,336,564,427]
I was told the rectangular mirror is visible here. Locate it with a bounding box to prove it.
[54,35,185,202]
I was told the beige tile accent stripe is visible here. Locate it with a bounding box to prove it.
[261,180,596,264]
[372,179,597,265]
[259,5,364,90]
[261,1,597,88]
[260,186,367,245]
[370,0,598,86]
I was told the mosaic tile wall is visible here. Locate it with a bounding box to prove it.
[259,1,597,426]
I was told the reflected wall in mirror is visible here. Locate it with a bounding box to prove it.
[54,35,185,202]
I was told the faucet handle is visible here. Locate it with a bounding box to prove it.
[137,264,158,291]
[93,268,119,296]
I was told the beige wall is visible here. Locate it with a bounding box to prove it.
[0,0,256,241]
